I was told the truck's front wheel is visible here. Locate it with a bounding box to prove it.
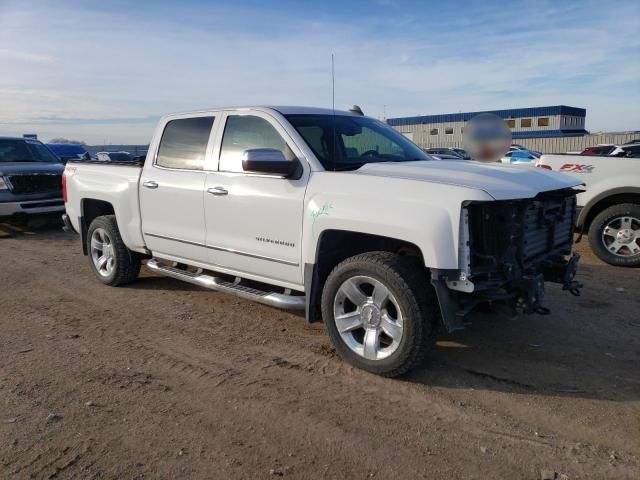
[588,204,640,267]
[321,252,439,377]
[87,215,141,285]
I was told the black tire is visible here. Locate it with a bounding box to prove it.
[588,203,640,267]
[321,251,440,377]
[86,215,141,285]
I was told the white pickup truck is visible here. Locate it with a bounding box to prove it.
[537,153,640,267]
[63,106,583,377]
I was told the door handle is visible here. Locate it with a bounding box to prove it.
[207,186,228,196]
[143,181,158,189]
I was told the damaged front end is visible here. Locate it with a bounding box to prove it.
[432,188,583,332]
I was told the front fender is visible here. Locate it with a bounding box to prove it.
[302,172,492,269]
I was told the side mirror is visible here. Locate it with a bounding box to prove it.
[242,148,297,177]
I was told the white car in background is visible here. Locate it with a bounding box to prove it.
[537,153,640,267]
[96,151,134,162]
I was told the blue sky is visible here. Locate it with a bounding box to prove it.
[0,0,638,143]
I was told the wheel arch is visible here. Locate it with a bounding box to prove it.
[304,229,425,323]
[80,198,115,255]
[578,187,640,232]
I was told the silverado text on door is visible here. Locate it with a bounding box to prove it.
[63,106,583,377]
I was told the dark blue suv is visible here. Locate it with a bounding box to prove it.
[0,137,65,218]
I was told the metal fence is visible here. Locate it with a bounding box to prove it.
[394,129,639,154]
[511,133,639,153]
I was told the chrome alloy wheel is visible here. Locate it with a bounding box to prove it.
[333,275,404,361]
[602,216,640,257]
[90,227,115,277]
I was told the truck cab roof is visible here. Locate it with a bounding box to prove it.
[164,106,361,118]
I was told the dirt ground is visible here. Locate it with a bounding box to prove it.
[1,218,639,479]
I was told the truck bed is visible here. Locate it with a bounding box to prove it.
[64,160,146,253]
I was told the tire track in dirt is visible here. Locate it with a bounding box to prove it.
[2,232,640,478]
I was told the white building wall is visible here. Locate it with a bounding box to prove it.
[394,115,567,147]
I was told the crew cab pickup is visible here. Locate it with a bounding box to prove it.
[63,106,583,377]
[0,137,65,218]
[537,154,640,267]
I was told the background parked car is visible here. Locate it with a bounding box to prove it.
[430,153,466,161]
[47,143,90,163]
[580,144,615,156]
[450,147,471,159]
[500,149,541,164]
[508,143,528,151]
[96,151,133,162]
[537,153,640,267]
[609,144,640,158]
[0,136,65,218]
[509,144,542,156]
[424,147,466,159]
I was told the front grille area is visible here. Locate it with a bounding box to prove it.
[467,188,577,283]
[6,174,62,194]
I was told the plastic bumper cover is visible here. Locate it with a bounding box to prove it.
[0,199,65,217]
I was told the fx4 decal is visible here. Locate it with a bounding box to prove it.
[559,163,595,173]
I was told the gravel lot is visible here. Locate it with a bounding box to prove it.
[1,219,639,479]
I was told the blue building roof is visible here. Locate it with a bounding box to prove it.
[386,105,586,126]
[512,129,589,139]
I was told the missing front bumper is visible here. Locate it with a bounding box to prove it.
[430,253,582,333]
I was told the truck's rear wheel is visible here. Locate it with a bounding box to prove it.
[321,252,439,377]
[588,204,640,267]
[87,215,141,285]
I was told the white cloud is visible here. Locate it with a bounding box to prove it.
[0,0,638,143]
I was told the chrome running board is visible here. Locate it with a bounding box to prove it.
[146,258,305,311]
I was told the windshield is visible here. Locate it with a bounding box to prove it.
[285,114,430,170]
[0,139,61,163]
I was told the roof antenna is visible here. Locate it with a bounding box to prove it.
[331,53,335,115]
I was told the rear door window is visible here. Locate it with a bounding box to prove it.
[156,117,215,170]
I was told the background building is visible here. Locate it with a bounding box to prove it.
[387,105,588,148]
[387,105,639,153]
